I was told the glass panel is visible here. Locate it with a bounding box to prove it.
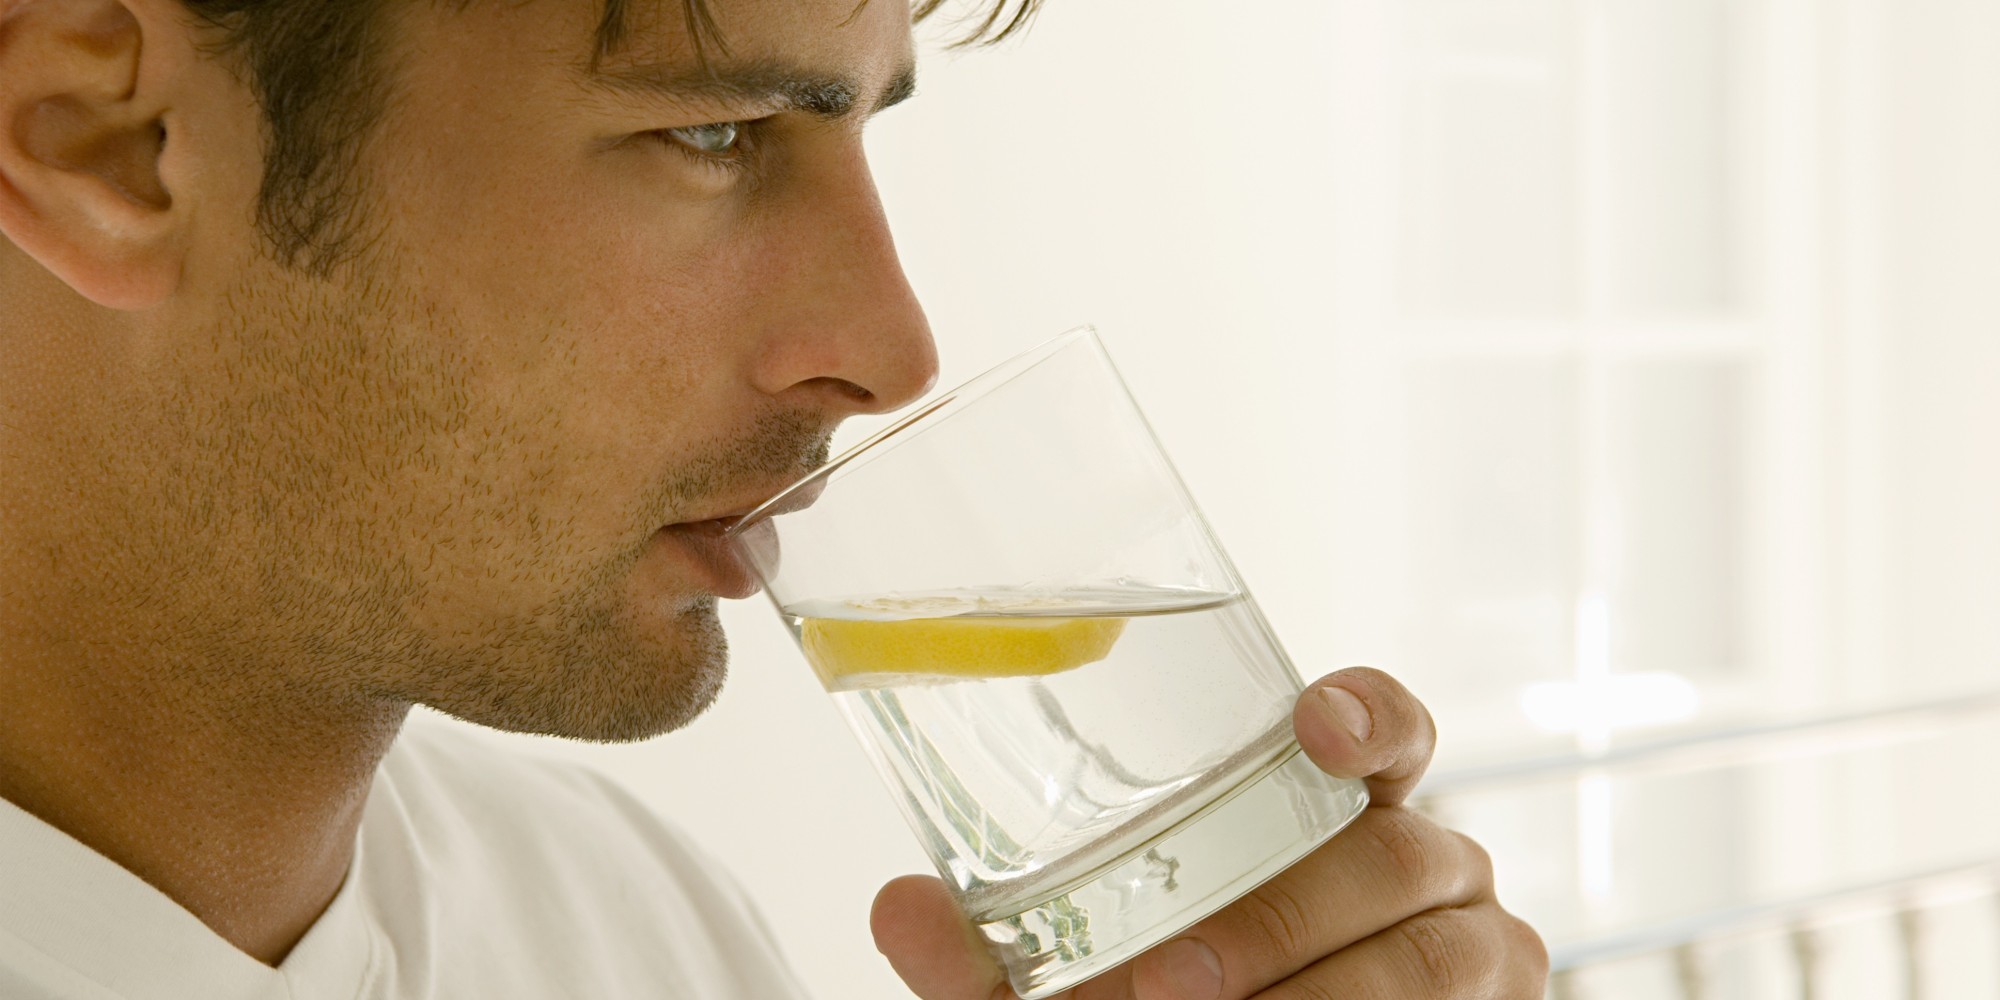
[1606,768,1754,926]
[1399,0,1577,318]
[1604,360,1750,682]
[1598,0,1740,318]
[1403,359,1580,707]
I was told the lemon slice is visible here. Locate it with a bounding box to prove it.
[800,614,1127,690]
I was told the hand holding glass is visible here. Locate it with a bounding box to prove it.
[727,329,1368,998]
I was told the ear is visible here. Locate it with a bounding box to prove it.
[0,0,195,309]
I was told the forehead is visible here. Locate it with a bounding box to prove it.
[398,0,912,100]
[588,0,914,76]
[386,0,917,135]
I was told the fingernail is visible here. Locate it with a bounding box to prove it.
[1315,685,1373,743]
[1156,937,1223,1000]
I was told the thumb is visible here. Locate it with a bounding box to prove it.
[1293,666,1437,807]
[871,874,1018,1000]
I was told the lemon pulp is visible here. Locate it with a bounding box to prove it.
[799,608,1128,690]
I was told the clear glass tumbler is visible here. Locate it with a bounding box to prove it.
[727,328,1368,998]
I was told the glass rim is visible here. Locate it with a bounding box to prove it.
[725,325,1101,540]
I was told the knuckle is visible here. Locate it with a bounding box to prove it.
[1358,808,1448,894]
[1269,977,1343,1000]
[1391,909,1482,997]
[1283,979,1344,1000]
[1453,830,1496,892]
[1502,911,1552,991]
[1231,878,1315,959]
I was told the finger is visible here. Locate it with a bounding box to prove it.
[871,874,1018,1000]
[1129,809,1495,1000]
[1249,902,1550,1000]
[1292,667,1437,806]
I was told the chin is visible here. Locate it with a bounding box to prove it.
[418,598,731,743]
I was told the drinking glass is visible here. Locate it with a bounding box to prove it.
[726,328,1368,998]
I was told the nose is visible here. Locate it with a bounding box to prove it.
[749,154,939,418]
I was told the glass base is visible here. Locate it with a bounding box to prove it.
[972,744,1370,999]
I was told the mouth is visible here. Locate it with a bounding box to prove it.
[654,518,758,600]
[654,476,825,599]
[722,473,829,536]
[663,514,746,536]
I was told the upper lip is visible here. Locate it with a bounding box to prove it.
[667,502,772,530]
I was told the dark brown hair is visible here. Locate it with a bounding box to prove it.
[180,0,1044,273]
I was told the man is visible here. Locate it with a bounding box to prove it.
[0,0,1548,996]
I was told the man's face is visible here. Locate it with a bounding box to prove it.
[91,0,936,739]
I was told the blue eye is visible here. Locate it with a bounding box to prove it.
[666,122,741,155]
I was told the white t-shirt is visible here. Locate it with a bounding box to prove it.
[0,720,812,1000]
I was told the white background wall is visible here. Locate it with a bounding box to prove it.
[459,1,2000,997]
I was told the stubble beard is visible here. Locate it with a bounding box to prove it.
[113,232,829,745]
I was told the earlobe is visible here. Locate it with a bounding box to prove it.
[0,0,186,310]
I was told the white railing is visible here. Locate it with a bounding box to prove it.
[1547,860,2000,999]
[1419,689,2000,798]
[1410,688,2000,998]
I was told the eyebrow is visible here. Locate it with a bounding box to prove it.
[589,59,920,120]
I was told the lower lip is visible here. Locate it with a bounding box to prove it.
[656,520,760,599]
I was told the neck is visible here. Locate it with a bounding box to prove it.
[0,302,414,965]
[0,628,409,965]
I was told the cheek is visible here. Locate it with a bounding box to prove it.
[496,216,768,455]
[375,118,792,493]
[405,217,782,534]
